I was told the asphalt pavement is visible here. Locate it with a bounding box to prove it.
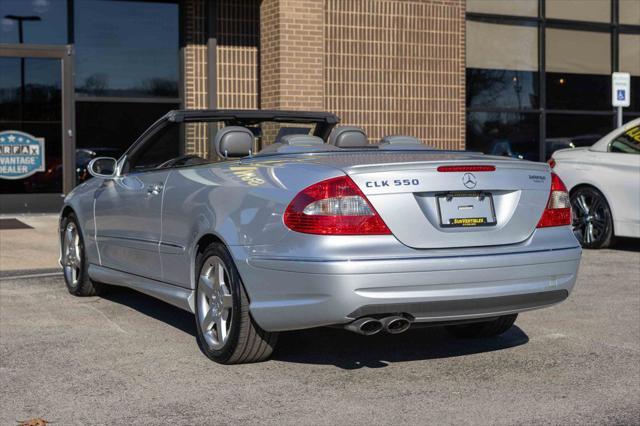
[1,243,639,425]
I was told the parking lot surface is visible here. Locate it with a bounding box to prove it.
[1,245,639,425]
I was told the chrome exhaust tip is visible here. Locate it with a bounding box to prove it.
[344,317,383,336]
[381,316,411,334]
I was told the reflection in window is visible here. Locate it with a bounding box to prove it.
[466,0,538,17]
[620,0,640,25]
[75,0,179,98]
[0,57,62,122]
[466,21,538,109]
[467,69,538,109]
[75,102,177,154]
[546,0,610,23]
[467,112,539,161]
[546,29,610,111]
[0,0,67,44]
[546,114,613,158]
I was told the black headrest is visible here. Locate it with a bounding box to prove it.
[328,126,368,147]
[213,126,254,158]
[279,134,324,146]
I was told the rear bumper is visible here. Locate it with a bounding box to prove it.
[233,236,581,332]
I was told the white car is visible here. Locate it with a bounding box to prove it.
[551,118,640,248]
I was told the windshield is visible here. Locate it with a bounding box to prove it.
[610,125,640,154]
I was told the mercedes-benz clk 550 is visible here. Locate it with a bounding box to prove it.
[59,110,582,364]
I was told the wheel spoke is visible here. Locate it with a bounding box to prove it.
[576,195,590,215]
[215,263,224,290]
[586,222,594,243]
[199,275,214,297]
[201,308,215,331]
[216,315,227,342]
[65,227,75,247]
[221,292,233,309]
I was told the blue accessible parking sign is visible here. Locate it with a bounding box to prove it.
[0,130,46,180]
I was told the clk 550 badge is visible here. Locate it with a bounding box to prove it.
[365,178,420,188]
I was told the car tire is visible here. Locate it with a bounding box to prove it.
[570,186,615,249]
[445,314,518,339]
[195,243,278,364]
[61,213,105,297]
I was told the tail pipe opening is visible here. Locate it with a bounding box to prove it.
[343,317,383,336]
[381,316,411,334]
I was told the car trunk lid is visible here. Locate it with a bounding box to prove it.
[337,154,551,249]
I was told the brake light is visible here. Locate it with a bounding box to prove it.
[284,176,391,235]
[437,165,495,172]
[537,173,571,228]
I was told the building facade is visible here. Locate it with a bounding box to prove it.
[0,0,638,213]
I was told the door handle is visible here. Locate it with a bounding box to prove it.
[147,183,164,195]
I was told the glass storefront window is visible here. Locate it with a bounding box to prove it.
[546,0,610,23]
[75,0,179,98]
[620,0,640,25]
[466,21,538,109]
[0,0,67,45]
[546,113,613,157]
[74,101,177,183]
[466,0,538,17]
[1,57,63,194]
[467,112,540,161]
[546,29,610,110]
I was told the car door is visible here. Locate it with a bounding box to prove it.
[94,121,180,280]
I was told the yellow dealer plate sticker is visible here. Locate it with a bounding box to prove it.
[449,217,487,227]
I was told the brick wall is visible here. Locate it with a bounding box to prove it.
[183,0,466,151]
[324,0,466,149]
[260,0,324,110]
[215,0,260,109]
[183,0,209,156]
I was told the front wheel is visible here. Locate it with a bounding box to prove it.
[61,213,105,296]
[445,314,518,339]
[570,186,614,249]
[195,243,278,364]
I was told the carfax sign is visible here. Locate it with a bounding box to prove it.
[0,130,46,180]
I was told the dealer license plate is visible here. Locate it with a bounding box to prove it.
[437,192,497,228]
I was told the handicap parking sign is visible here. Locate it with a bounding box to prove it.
[617,89,626,101]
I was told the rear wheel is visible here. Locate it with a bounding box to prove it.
[570,186,614,249]
[61,213,105,296]
[445,314,517,339]
[195,243,278,364]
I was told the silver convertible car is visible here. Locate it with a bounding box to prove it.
[59,110,582,364]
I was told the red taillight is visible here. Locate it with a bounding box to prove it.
[537,173,571,228]
[284,176,391,235]
[437,165,496,172]
[547,158,556,169]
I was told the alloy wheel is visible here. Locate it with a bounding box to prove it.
[63,222,82,287]
[571,189,609,246]
[197,256,234,350]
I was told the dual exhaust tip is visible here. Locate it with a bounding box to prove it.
[344,316,411,336]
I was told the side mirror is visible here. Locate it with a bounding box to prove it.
[88,157,118,179]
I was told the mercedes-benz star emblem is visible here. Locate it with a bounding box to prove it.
[462,172,477,189]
